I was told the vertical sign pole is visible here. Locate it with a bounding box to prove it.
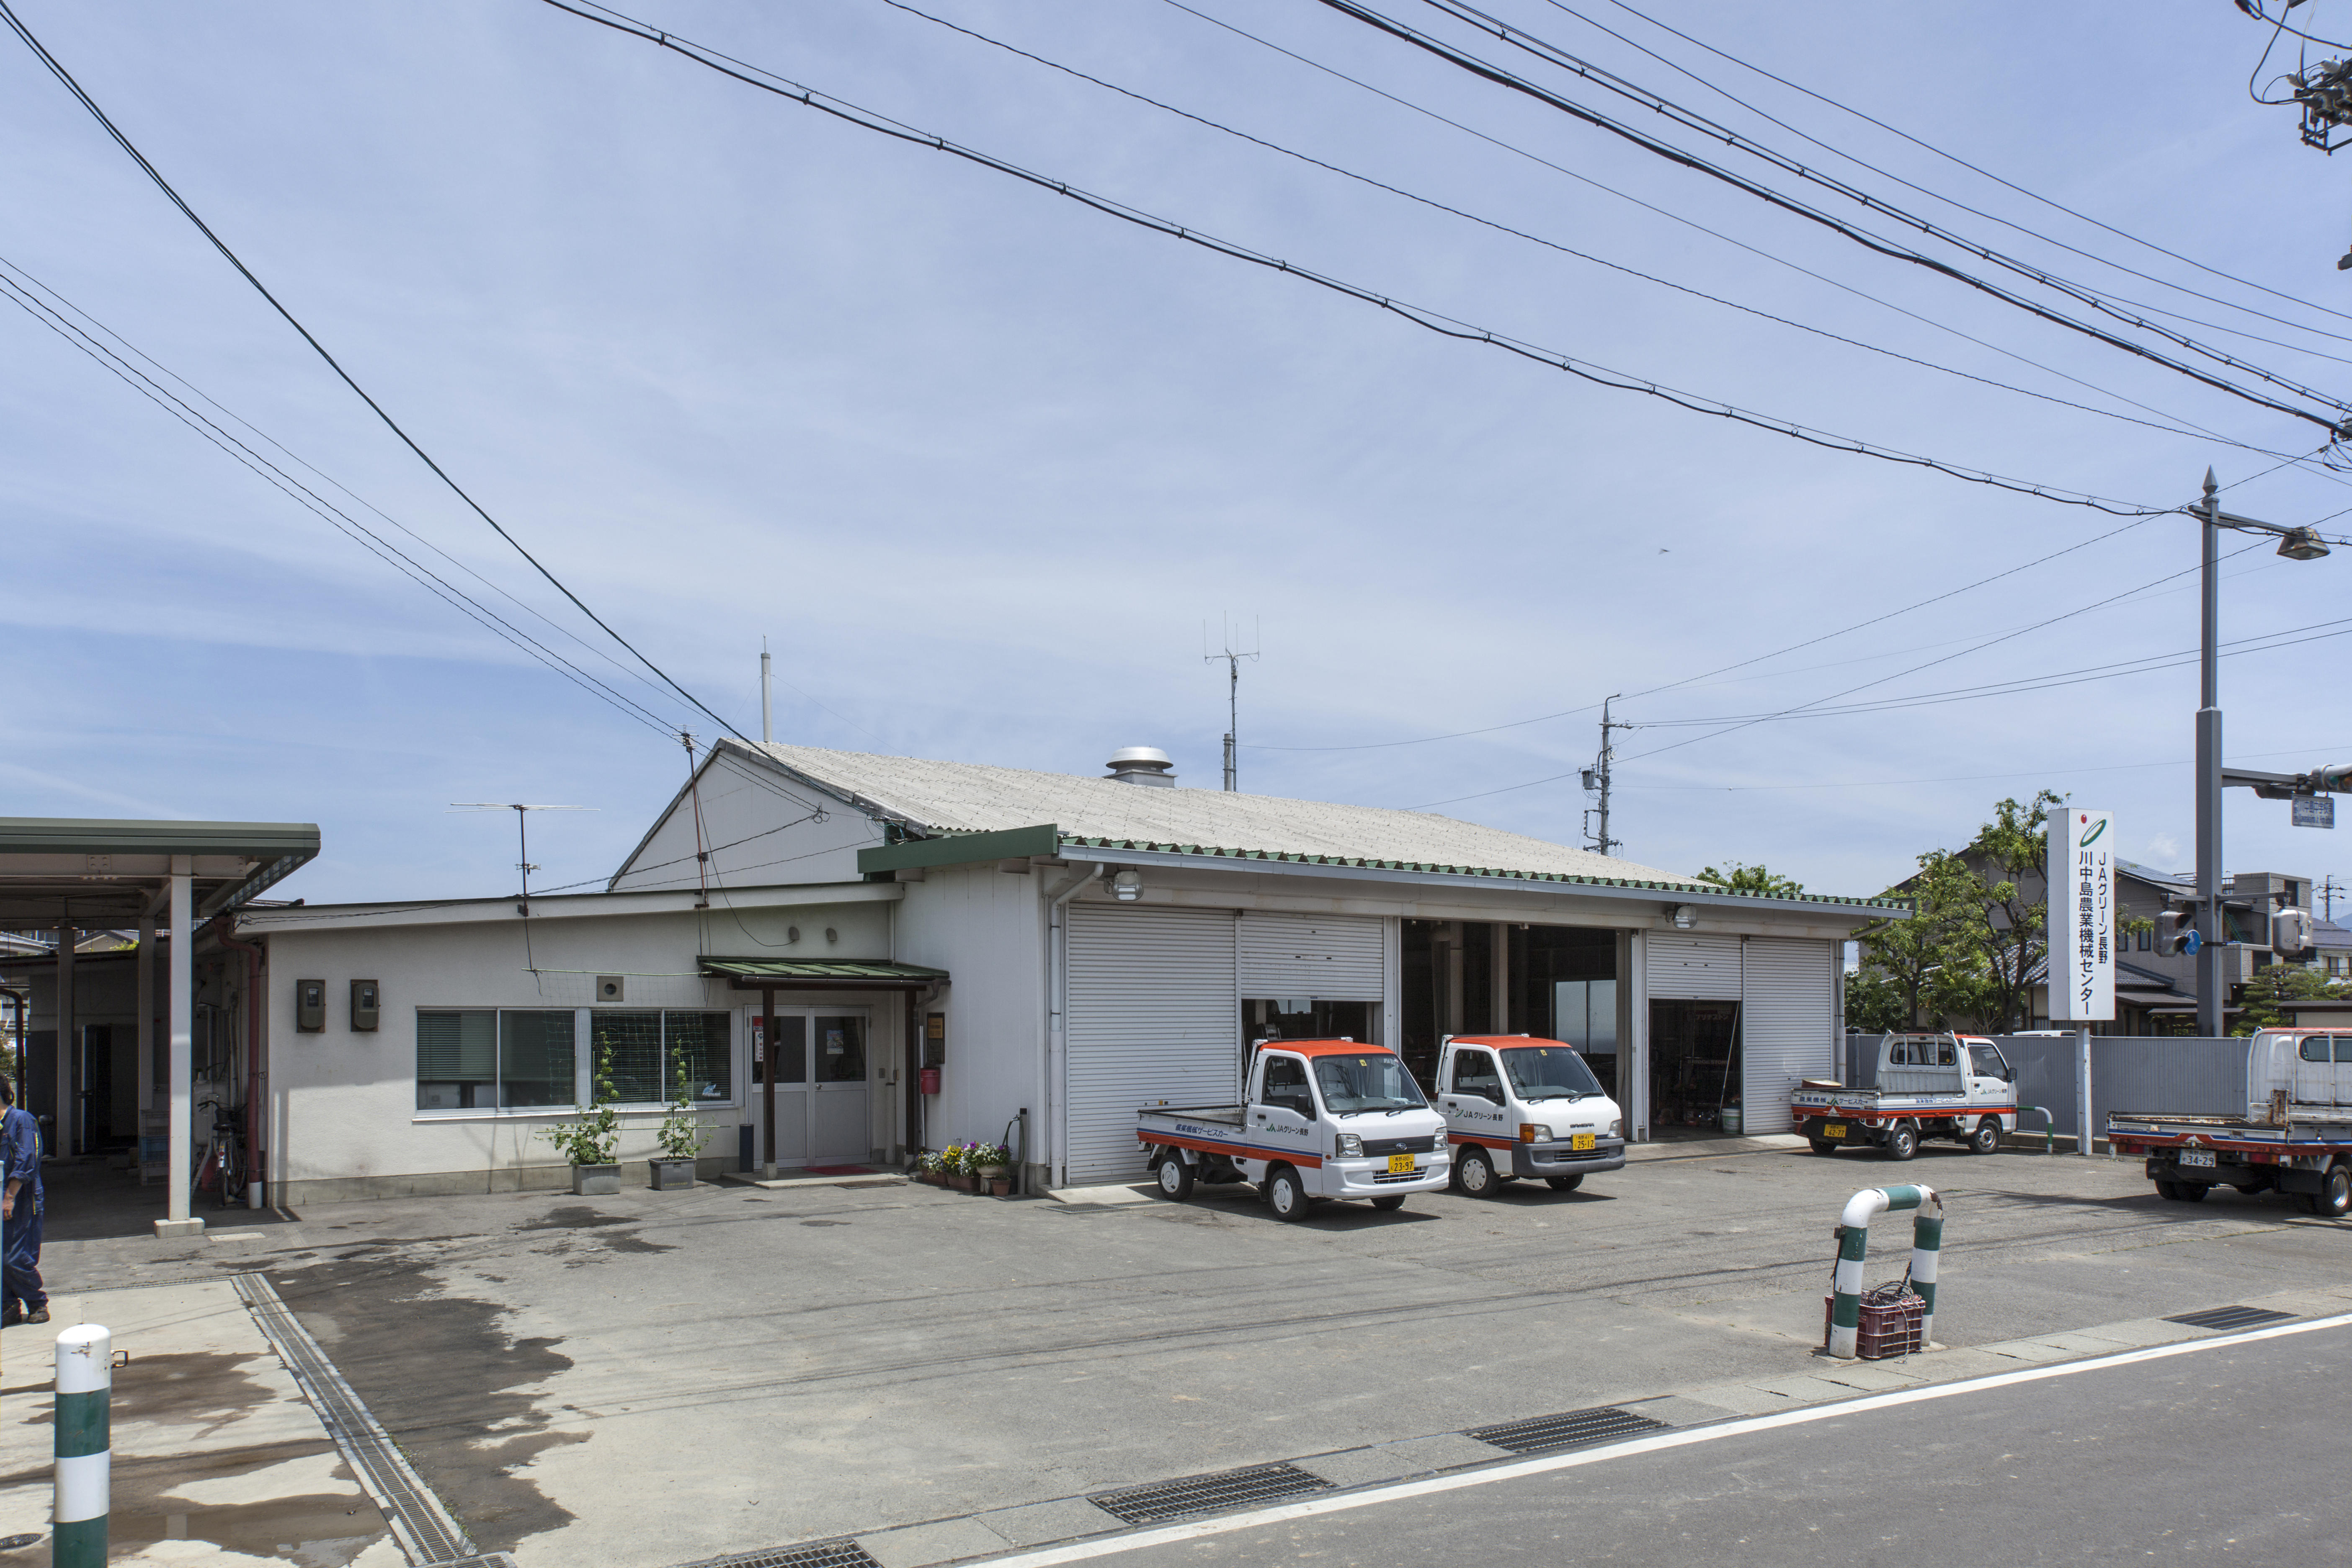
[2050,809,2114,1156]
[2076,1024,2093,1159]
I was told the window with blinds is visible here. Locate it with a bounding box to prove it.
[417,1009,573,1111]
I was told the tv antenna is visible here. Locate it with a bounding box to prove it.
[449,803,594,944]
[1578,696,1634,859]
[1204,615,1261,792]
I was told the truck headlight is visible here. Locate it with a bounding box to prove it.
[1336,1133,1363,1157]
[1519,1124,1551,1143]
[1432,1128,1448,1150]
[1608,1118,1622,1137]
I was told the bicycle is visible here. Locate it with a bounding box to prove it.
[195,1098,245,1210]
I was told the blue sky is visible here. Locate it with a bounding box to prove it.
[5,0,2347,908]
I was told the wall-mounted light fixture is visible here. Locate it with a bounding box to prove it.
[1670,905,1698,929]
[1110,869,1144,902]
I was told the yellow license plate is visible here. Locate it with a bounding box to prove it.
[1571,1133,1595,1152]
[1823,1122,1847,1138]
[1387,1153,1416,1174]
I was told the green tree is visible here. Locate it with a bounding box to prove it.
[1698,861,1804,897]
[1855,848,1986,1029]
[2233,964,2351,1035]
[1963,790,2063,1034]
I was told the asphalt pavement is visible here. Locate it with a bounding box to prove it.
[1068,1315,2349,1568]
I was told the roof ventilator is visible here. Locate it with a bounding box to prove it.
[1105,746,1176,787]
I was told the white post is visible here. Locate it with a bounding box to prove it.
[2076,1024,2093,1158]
[135,913,155,1115]
[1490,923,1510,1033]
[54,923,75,1156]
[157,859,202,1237]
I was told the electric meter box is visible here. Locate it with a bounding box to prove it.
[296,979,327,1033]
[351,979,381,1032]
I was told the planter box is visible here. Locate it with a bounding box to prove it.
[949,1174,979,1192]
[571,1163,621,1196]
[650,1158,696,1191]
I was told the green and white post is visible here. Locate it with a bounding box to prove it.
[53,1325,111,1567]
[1827,1185,1945,1359]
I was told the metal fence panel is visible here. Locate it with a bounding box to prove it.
[1991,1035,2248,1140]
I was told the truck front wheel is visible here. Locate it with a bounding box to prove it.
[1455,1146,1498,1197]
[1370,1195,1406,1210]
[1153,1150,1194,1201]
[1265,1165,1311,1222]
[1967,1117,2003,1156]
[1884,1122,1919,1161]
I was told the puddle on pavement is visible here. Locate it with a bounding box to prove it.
[114,1494,387,1568]
[108,1351,276,1432]
[518,1206,630,1230]
[272,1257,582,1553]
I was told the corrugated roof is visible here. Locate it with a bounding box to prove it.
[738,742,1903,909]
[700,958,949,982]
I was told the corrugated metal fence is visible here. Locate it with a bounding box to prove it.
[1843,1033,2249,1140]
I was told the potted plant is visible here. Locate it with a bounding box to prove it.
[944,1143,978,1192]
[917,1150,946,1186]
[972,1141,1012,1195]
[651,1059,708,1191]
[544,1051,620,1195]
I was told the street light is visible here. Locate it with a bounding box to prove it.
[2190,471,2333,1034]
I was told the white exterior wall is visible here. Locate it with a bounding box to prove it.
[256,892,897,1202]
[891,864,1047,1171]
[610,755,885,893]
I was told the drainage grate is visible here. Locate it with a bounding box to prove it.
[2165,1305,2298,1333]
[1091,1462,1333,1525]
[1467,1405,1669,1455]
[676,1540,879,1568]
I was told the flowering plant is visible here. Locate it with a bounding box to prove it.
[655,1058,710,1162]
[969,1142,1012,1172]
[543,1050,619,1167]
[939,1143,968,1175]
[918,1149,946,1174]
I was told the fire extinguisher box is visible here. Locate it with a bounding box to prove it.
[919,1067,941,1096]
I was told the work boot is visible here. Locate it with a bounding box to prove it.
[24,1306,48,1325]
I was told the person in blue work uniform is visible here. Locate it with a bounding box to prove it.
[1,1075,47,1326]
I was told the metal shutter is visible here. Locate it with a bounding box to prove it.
[1238,913,1384,1000]
[1740,938,1836,1135]
[1644,934,1744,999]
[1065,905,1237,1184]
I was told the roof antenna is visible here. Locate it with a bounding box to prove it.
[449,802,594,970]
[1204,614,1261,792]
[761,638,774,744]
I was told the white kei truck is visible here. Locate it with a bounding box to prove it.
[1135,1039,1452,1220]
[2107,1027,2352,1218]
[1433,1035,1625,1196]
[1788,1031,2019,1160]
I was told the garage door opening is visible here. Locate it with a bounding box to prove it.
[1650,999,1741,1140]
[1242,997,1375,1047]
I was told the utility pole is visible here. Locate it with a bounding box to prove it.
[2321,874,2343,923]
[2187,470,2336,1034]
[761,640,774,745]
[1204,617,1260,793]
[1580,696,1633,858]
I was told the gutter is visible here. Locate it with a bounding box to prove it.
[1043,862,1104,1190]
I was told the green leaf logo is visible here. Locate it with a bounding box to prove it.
[2080,817,2108,847]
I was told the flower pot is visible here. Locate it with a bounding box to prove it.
[976,1164,1006,1182]
[950,1173,978,1192]
[988,1177,1012,1196]
[571,1163,621,1196]
[650,1158,696,1191]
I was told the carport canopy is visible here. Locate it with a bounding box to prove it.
[0,817,319,1237]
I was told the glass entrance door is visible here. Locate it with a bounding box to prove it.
[753,1010,869,1165]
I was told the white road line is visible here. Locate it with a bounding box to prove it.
[978,1312,2352,1567]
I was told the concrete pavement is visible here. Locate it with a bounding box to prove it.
[18,1141,2352,1566]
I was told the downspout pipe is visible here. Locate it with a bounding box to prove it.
[1043,862,1103,1191]
[211,920,266,1210]
[1827,1184,1945,1358]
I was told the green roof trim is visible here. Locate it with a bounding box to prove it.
[856,823,1060,874]
[1052,833,1907,910]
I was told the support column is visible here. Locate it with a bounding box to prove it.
[134,913,155,1115]
[55,921,75,1157]
[2076,1024,2094,1158]
[156,860,202,1238]
[1490,923,1510,1034]
[759,987,778,1179]
[1627,930,1651,1142]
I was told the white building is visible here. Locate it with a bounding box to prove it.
[219,742,1902,1204]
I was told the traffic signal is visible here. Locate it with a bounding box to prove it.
[2274,906,2316,959]
[2157,908,2202,957]
[2315,760,2352,792]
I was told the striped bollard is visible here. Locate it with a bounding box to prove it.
[54,1326,110,1567]
[1827,1185,1945,1359]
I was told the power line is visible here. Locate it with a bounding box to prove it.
[1159,0,2352,485]
[542,0,2171,517]
[1620,739,2352,793]
[0,0,754,748]
[1564,0,2352,339]
[1308,0,2352,433]
[871,0,2342,463]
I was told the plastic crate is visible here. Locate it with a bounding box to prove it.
[1823,1287,1926,1359]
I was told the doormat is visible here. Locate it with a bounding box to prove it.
[803,1165,876,1176]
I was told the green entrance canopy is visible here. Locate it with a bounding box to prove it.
[699,958,949,990]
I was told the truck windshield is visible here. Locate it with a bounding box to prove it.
[1499,1046,1602,1101]
[1313,1054,1427,1114]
